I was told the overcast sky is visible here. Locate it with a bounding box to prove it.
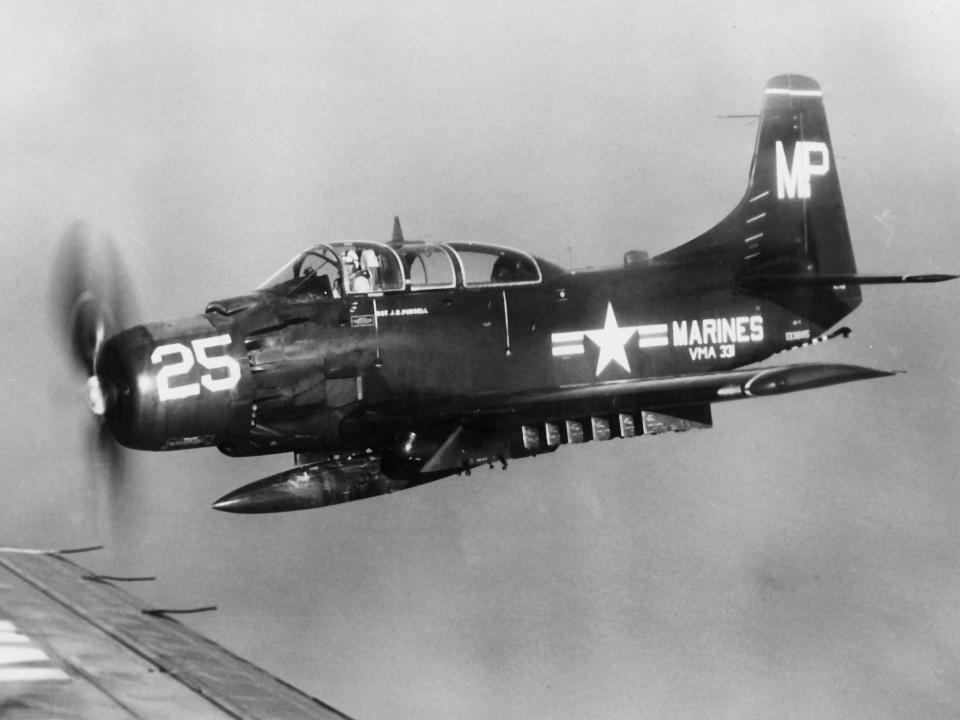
[2,2,959,719]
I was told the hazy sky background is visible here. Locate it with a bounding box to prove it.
[2,2,959,718]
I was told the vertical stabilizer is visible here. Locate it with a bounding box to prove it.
[657,75,861,329]
[744,75,857,279]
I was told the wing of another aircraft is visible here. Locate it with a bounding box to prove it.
[0,550,352,719]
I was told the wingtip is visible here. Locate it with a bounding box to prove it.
[744,363,898,397]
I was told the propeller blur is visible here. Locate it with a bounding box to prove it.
[52,223,138,528]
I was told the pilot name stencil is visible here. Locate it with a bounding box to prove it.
[376,307,429,317]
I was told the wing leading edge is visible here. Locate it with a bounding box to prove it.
[0,550,352,720]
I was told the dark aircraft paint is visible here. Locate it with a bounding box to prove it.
[82,75,952,512]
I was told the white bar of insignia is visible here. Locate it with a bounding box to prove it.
[636,324,668,336]
[0,667,71,682]
[551,331,585,342]
[0,632,29,643]
[638,337,669,348]
[0,646,49,665]
[552,344,584,356]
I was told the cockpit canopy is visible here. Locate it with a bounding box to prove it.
[447,242,541,286]
[258,242,402,298]
[259,240,556,299]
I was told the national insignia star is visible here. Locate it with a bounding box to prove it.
[585,302,636,375]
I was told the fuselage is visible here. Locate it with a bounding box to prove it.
[97,238,837,458]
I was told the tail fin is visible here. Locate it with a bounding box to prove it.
[744,75,858,280]
[658,74,862,330]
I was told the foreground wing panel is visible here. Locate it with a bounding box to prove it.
[0,551,351,720]
[459,362,895,422]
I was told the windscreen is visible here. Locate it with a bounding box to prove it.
[258,247,342,298]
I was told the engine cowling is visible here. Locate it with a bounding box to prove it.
[99,315,250,450]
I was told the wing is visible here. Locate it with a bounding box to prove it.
[459,362,895,420]
[414,362,894,474]
[0,550,352,720]
[211,362,897,513]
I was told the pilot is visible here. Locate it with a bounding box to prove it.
[341,247,359,270]
[351,273,371,293]
[342,248,371,293]
[359,248,381,290]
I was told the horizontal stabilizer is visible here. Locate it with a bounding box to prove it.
[738,273,958,293]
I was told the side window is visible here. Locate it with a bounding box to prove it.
[490,253,538,283]
[456,249,498,285]
[402,246,455,289]
[447,244,541,287]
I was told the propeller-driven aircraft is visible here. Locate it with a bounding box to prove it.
[55,75,955,514]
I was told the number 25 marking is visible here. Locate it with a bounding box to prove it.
[151,335,241,401]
